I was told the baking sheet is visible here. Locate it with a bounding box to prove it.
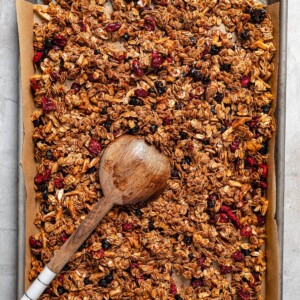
[16,0,286,299]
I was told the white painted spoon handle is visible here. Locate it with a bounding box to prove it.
[20,267,56,300]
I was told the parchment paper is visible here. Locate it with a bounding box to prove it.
[16,0,280,298]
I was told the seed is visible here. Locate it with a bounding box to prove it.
[101,239,112,250]
[150,124,158,134]
[188,253,194,260]
[251,9,267,24]
[207,199,215,208]
[210,45,221,55]
[105,22,122,32]
[183,235,192,245]
[129,96,144,106]
[240,29,250,40]
[214,92,224,103]
[100,107,108,115]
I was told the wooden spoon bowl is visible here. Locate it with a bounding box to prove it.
[21,135,171,300]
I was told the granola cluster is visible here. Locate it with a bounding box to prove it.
[29,0,275,299]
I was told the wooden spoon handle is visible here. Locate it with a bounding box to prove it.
[20,196,113,300]
[48,196,113,273]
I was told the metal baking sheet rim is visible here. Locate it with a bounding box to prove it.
[17,0,287,299]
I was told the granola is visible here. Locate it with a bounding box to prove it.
[29,0,275,299]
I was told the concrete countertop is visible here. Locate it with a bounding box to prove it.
[0,0,298,299]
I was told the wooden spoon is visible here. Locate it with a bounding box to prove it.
[21,135,170,300]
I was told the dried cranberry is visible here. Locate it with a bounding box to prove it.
[54,35,68,48]
[30,79,39,92]
[219,265,232,274]
[219,213,229,223]
[135,88,148,98]
[131,262,139,270]
[227,210,241,228]
[201,45,209,58]
[43,169,51,181]
[91,249,105,259]
[123,223,133,231]
[232,251,245,261]
[241,225,252,236]
[42,97,56,112]
[259,163,268,179]
[54,177,64,189]
[34,173,44,185]
[88,139,102,155]
[169,283,177,295]
[71,82,81,93]
[257,214,266,226]
[144,17,156,31]
[79,21,87,32]
[191,278,203,288]
[238,290,250,300]
[230,141,239,152]
[197,255,206,267]
[163,117,172,126]
[33,52,43,64]
[132,60,144,77]
[152,51,164,68]
[241,76,250,87]
[260,181,267,189]
[245,156,257,167]
[60,231,69,243]
[29,236,42,249]
[105,22,121,32]
[50,72,59,82]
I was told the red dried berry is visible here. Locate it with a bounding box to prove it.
[241,225,252,236]
[201,45,209,58]
[42,97,56,112]
[79,21,87,32]
[135,88,149,98]
[58,274,64,284]
[144,17,156,31]
[50,72,59,82]
[230,141,239,152]
[29,236,42,249]
[105,22,121,32]
[260,181,267,189]
[54,35,68,48]
[257,214,266,226]
[132,60,144,77]
[153,0,168,6]
[152,51,164,68]
[122,223,133,231]
[54,177,64,189]
[43,169,51,181]
[33,52,43,64]
[71,82,81,93]
[169,283,177,295]
[219,265,232,274]
[238,290,250,300]
[197,255,206,267]
[34,173,44,185]
[163,117,172,126]
[30,79,39,92]
[60,231,69,243]
[91,249,105,259]
[259,163,268,179]
[115,54,126,62]
[246,156,257,167]
[191,278,203,288]
[219,213,229,223]
[227,210,241,228]
[166,55,173,63]
[232,251,245,262]
[131,262,139,269]
[88,139,102,155]
[220,205,230,212]
[241,76,250,87]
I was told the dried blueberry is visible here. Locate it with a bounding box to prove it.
[86,166,97,174]
[214,92,224,103]
[181,156,192,165]
[175,295,183,300]
[190,37,197,45]
[44,38,54,49]
[179,131,188,140]
[188,253,194,260]
[129,97,144,106]
[43,204,50,214]
[84,277,91,285]
[135,208,143,217]
[148,219,155,231]
[259,140,269,155]
[148,87,156,94]
[251,9,267,24]
[98,279,108,288]
[57,286,66,295]
[241,248,252,256]
[42,190,48,200]
[45,150,53,160]
[210,106,216,114]
[201,76,210,85]
[123,33,130,41]
[102,121,111,131]
[183,235,193,245]
[128,124,139,134]
[101,239,112,250]
[241,29,250,41]
[262,104,271,114]
[150,124,158,134]
[220,64,231,72]
[210,45,221,55]
[94,49,101,55]
[171,168,179,178]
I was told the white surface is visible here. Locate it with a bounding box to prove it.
[0,1,299,299]
[21,267,56,300]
